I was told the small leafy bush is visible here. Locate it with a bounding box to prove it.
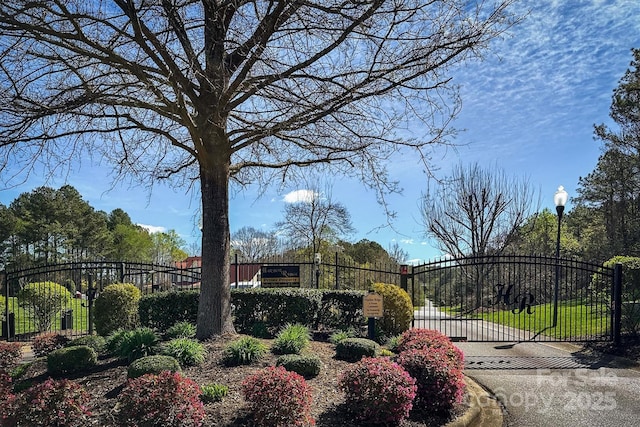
[241,366,314,427]
[116,327,159,362]
[67,335,106,354]
[105,329,130,356]
[118,371,205,427]
[223,336,268,366]
[165,321,197,339]
[338,356,417,425]
[47,345,97,376]
[17,281,71,332]
[396,347,466,413]
[371,283,413,338]
[276,354,322,379]
[8,378,92,427]
[200,383,229,403]
[329,328,356,345]
[395,328,464,369]
[272,323,310,355]
[160,338,206,367]
[127,355,181,379]
[94,283,141,336]
[0,342,23,371]
[32,332,69,357]
[335,338,380,362]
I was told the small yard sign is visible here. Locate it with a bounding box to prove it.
[363,292,384,318]
[261,265,301,288]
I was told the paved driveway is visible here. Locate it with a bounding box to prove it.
[458,341,640,426]
[413,303,640,426]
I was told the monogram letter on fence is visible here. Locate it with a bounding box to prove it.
[488,284,535,315]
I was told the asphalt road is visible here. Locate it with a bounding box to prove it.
[413,302,640,426]
[459,341,640,426]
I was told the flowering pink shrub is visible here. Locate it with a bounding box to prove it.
[118,370,205,427]
[7,378,91,427]
[0,342,23,371]
[241,366,314,427]
[338,357,417,425]
[396,328,464,369]
[32,332,69,357]
[396,348,466,413]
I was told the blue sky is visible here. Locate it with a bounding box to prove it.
[1,0,639,263]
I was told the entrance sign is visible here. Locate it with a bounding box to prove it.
[261,265,301,288]
[363,293,384,318]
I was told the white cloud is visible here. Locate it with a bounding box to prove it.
[400,238,415,245]
[137,223,166,234]
[283,189,318,203]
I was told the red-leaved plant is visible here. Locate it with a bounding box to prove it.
[241,366,315,427]
[396,347,466,413]
[395,328,464,369]
[4,377,91,427]
[117,370,205,427]
[338,356,417,425]
[32,332,69,358]
[0,371,16,427]
[0,342,23,371]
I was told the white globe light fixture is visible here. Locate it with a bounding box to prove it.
[552,185,568,327]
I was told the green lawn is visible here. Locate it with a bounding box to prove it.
[5,297,90,336]
[436,300,610,340]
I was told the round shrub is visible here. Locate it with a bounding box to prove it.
[17,281,71,332]
[32,332,70,357]
[272,323,311,355]
[396,347,466,413]
[276,354,322,379]
[396,328,464,369]
[118,371,205,427]
[67,335,107,354]
[241,366,314,427]
[371,283,413,338]
[165,321,197,339]
[47,345,97,376]
[335,338,380,362]
[9,378,92,427]
[127,355,182,379]
[338,356,417,425]
[159,338,206,367]
[94,283,141,336]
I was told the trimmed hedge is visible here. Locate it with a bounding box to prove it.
[139,288,366,335]
[139,290,199,332]
[47,345,97,376]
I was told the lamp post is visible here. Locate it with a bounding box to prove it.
[553,185,568,327]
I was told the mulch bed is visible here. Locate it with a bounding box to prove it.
[13,335,467,427]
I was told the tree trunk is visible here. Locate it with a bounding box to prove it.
[196,160,235,339]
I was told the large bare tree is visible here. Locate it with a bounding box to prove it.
[0,1,518,338]
[421,162,538,258]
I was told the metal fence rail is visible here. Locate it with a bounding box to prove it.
[409,255,619,342]
[1,255,403,341]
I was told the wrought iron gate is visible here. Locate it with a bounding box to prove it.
[409,255,621,343]
[1,261,201,341]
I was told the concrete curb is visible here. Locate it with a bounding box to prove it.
[447,376,503,427]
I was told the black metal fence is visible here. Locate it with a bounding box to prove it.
[2,254,622,344]
[1,255,403,341]
[409,255,621,343]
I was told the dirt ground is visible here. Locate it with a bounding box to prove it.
[14,335,466,427]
